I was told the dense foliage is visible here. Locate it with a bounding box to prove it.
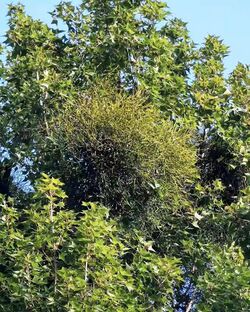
[48,85,197,232]
[0,1,249,311]
[0,174,182,311]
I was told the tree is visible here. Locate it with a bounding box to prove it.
[0,175,182,311]
[0,1,249,311]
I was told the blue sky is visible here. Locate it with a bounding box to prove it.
[0,0,249,74]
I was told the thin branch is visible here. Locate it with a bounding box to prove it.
[186,299,194,312]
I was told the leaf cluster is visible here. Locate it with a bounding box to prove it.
[48,84,197,233]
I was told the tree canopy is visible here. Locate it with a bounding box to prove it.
[0,1,249,311]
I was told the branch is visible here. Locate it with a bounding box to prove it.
[186,299,194,312]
